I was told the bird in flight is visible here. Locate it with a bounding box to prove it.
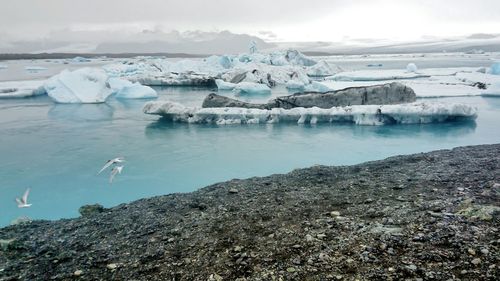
[16,188,32,208]
[98,157,125,175]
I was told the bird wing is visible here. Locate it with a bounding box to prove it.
[109,168,118,184]
[22,188,30,204]
[98,160,113,175]
[15,198,23,206]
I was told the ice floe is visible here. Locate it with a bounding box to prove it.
[233,82,271,95]
[44,68,112,103]
[0,80,46,98]
[489,62,500,75]
[25,66,48,71]
[143,101,477,126]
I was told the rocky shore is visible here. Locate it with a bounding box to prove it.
[1,144,499,280]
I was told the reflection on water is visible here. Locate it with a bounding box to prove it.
[48,103,115,122]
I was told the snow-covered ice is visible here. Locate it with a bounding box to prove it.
[307,60,342,77]
[143,101,477,126]
[44,68,112,103]
[215,79,236,91]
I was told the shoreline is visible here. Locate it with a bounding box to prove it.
[1,144,499,280]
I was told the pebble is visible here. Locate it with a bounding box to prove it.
[167,238,175,243]
[228,188,239,194]
[330,211,340,217]
[286,267,296,273]
[107,263,118,270]
[234,246,243,252]
[305,234,313,242]
[73,270,83,276]
[467,248,476,255]
[317,233,326,239]
[406,264,417,271]
[471,258,481,265]
[480,248,489,255]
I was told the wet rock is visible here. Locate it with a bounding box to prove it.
[79,204,105,217]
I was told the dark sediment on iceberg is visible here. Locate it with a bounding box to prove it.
[0,144,499,280]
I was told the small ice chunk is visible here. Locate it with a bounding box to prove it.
[44,68,112,103]
[304,81,333,93]
[286,80,305,90]
[0,64,8,69]
[233,82,271,95]
[406,63,418,73]
[25,66,48,71]
[72,56,91,63]
[215,79,236,91]
[0,80,46,98]
[489,62,500,75]
[108,77,158,99]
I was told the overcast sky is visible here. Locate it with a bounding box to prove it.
[2,0,500,42]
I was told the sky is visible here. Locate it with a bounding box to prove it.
[1,0,500,42]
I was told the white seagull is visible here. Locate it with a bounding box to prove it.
[97,157,125,175]
[109,165,124,184]
[16,188,32,208]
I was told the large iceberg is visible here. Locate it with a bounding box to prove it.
[108,77,158,99]
[44,68,112,103]
[143,101,477,126]
[307,60,342,77]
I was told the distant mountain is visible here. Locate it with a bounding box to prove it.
[0,30,275,55]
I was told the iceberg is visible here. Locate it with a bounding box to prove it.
[285,80,306,90]
[406,63,418,73]
[44,68,112,103]
[143,101,477,126]
[108,77,158,99]
[233,82,271,95]
[0,80,46,98]
[489,62,500,75]
[307,60,342,77]
[72,56,91,63]
[303,81,333,93]
[215,79,236,91]
[0,64,8,69]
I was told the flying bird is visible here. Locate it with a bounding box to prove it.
[98,157,125,175]
[16,188,32,208]
[109,166,124,184]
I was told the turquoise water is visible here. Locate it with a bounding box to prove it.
[1,86,500,226]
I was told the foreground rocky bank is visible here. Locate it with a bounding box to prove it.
[1,144,499,280]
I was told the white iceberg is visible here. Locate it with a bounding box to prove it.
[406,63,418,73]
[72,56,91,63]
[143,101,477,126]
[44,68,112,103]
[0,64,8,69]
[0,80,46,98]
[108,77,158,99]
[233,82,271,95]
[285,80,306,90]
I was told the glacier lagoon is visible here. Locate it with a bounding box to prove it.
[1,87,500,226]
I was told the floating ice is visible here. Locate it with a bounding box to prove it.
[307,60,341,77]
[406,63,418,73]
[303,81,333,93]
[25,66,48,71]
[285,80,306,90]
[489,62,500,75]
[0,64,8,69]
[108,77,158,99]
[72,56,91,63]
[44,68,112,103]
[233,82,271,95]
[144,101,477,126]
[0,80,46,98]
[215,79,236,91]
